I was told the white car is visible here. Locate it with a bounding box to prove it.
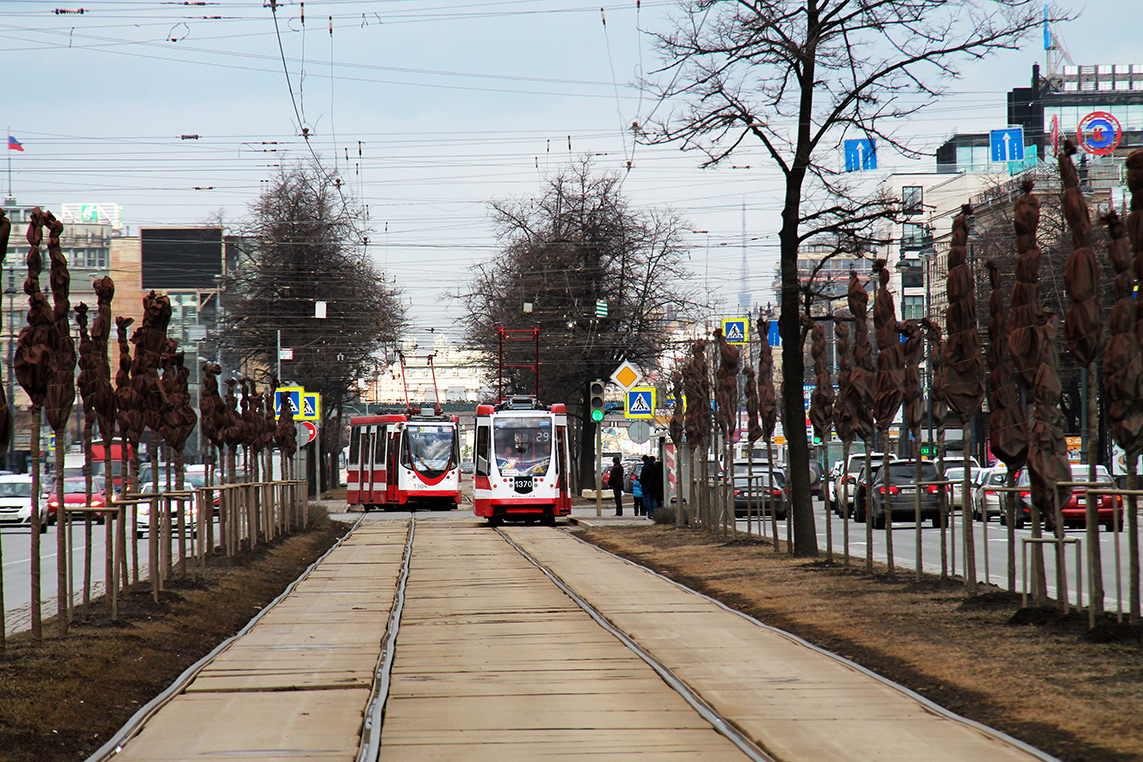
[831,452,894,516]
[971,466,1009,521]
[0,474,47,532]
[136,495,199,538]
[943,460,981,510]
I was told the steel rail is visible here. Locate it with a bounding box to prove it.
[85,515,365,762]
[562,527,1063,762]
[357,516,415,762]
[496,528,776,762]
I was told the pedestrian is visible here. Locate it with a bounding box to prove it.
[641,455,660,517]
[631,464,644,515]
[608,455,625,516]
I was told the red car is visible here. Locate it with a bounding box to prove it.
[45,476,110,524]
[1010,465,1122,530]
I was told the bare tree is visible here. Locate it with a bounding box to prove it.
[642,0,1053,557]
[460,158,701,488]
[223,161,406,487]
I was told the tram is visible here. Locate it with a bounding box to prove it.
[346,410,462,511]
[472,394,572,526]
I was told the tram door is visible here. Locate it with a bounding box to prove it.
[373,425,386,505]
[386,426,403,504]
[555,424,571,512]
[359,427,375,501]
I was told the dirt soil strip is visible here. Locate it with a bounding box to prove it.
[0,517,350,762]
[576,526,1143,762]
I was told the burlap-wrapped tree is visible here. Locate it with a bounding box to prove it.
[984,260,1027,592]
[806,315,834,561]
[942,206,986,593]
[833,320,856,566]
[14,209,54,643]
[714,328,740,534]
[90,278,120,615]
[900,318,925,582]
[114,317,143,584]
[199,363,225,551]
[1126,148,1143,622]
[683,339,711,527]
[757,320,780,548]
[0,209,11,460]
[845,272,877,573]
[1007,184,1054,604]
[872,260,904,571]
[274,379,298,530]
[1059,139,1107,619]
[75,304,99,614]
[743,366,763,536]
[921,319,951,577]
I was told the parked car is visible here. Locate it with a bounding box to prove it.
[623,460,644,493]
[1008,464,1121,530]
[832,452,894,516]
[0,474,47,532]
[45,476,110,523]
[733,470,786,518]
[865,460,944,529]
[970,466,1008,521]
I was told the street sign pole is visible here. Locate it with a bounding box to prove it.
[595,421,602,517]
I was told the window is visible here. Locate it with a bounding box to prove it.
[349,431,360,465]
[901,186,923,215]
[475,426,490,477]
[901,223,924,249]
[903,295,925,320]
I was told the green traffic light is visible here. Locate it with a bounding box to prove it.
[591,409,604,422]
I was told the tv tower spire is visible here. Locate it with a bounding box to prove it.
[737,197,751,312]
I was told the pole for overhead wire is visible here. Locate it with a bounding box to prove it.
[276,329,282,381]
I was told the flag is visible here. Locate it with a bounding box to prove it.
[7,136,23,151]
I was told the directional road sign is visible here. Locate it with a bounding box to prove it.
[721,318,748,344]
[768,321,781,347]
[625,387,655,420]
[274,386,304,420]
[990,127,1025,162]
[844,139,876,171]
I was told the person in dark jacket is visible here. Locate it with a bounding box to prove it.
[640,455,660,516]
[608,456,625,516]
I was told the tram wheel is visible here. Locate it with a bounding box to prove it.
[541,512,556,527]
[487,515,502,527]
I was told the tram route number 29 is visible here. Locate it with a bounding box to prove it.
[514,475,534,494]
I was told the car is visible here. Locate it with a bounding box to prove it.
[833,453,895,517]
[944,463,981,510]
[971,466,1009,521]
[865,460,944,529]
[0,474,47,532]
[45,476,111,523]
[1008,464,1121,530]
[732,469,786,518]
[460,460,475,475]
[136,493,200,538]
[623,460,644,493]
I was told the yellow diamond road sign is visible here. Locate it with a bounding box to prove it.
[610,360,642,391]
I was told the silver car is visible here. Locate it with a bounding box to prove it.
[971,466,1008,521]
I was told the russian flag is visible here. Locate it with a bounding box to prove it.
[8,136,23,151]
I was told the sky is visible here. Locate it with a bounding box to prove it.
[1,0,1138,349]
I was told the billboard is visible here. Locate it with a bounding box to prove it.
[141,227,223,290]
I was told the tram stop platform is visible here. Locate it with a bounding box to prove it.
[90,516,1056,762]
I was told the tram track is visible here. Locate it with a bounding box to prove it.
[495,526,776,762]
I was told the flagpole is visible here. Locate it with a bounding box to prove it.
[7,126,11,201]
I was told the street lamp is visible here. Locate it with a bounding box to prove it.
[4,273,16,471]
[918,245,937,455]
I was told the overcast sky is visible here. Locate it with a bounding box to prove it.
[1,0,1136,344]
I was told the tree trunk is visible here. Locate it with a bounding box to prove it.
[883,427,894,574]
[914,442,923,583]
[864,449,873,574]
[55,438,69,636]
[1085,361,1103,623]
[1127,457,1139,623]
[962,424,977,595]
[841,442,851,567]
[30,412,43,643]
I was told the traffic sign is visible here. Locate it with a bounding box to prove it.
[721,318,748,344]
[1077,111,1122,155]
[610,360,642,390]
[301,392,321,421]
[626,387,655,419]
[768,321,780,347]
[990,127,1025,162]
[274,386,304,420]
[297,421,317,446]
[279,347,294,361]
[844,139,876,171]
[627,420,651,444]
[595,299,608,318]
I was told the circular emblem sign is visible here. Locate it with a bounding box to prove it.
[1077,111,1122,155]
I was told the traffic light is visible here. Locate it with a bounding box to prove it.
[812,434,823,445]
[589,379,606,422]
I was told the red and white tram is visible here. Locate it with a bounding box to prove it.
[473,395,572,526]
[347,411,462,511]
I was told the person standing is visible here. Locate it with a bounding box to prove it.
[641,455,660,517]
[608,456,625,516]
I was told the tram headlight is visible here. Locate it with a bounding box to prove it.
[589,379,606,423]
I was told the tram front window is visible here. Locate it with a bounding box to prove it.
[493,416,552,475]
[403,425,455,478]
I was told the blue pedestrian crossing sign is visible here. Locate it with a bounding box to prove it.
[844,138,876,171]
[625,387,655,420]
[274,386,304,420]
[990,127,1025,162]
[300,392,321,421]
[721,318,748,345]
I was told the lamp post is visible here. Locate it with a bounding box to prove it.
[5,274,16,472]
[918,245,937,454]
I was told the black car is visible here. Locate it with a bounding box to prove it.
[732,469,786,518]
[862,461,943,528]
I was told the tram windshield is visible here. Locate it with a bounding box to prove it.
[493,416,552,476]
[403,425,456,478]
